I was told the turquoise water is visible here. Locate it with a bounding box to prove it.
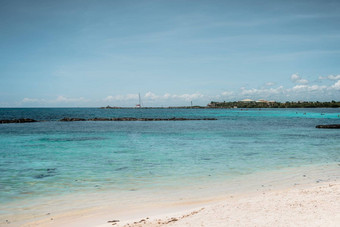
[0,108,339,205]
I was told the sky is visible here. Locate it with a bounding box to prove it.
[1,0,340,107]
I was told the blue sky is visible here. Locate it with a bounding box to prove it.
[1,0,340,107]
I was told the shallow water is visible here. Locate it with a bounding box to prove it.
[0,108,339,212]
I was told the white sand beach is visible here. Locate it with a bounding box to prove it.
[107,181,340,227]
[15,164,339,227]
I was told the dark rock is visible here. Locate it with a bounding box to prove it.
[0,118,37,124]
[111,117,137,121]
[1,117,217,123]
[60,118,86,122]
[106,117,217,121]
[89,118,111,121]
[316,124,340,129]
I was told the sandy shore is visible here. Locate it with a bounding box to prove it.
[103,181,340,227]
[5,164,339,227]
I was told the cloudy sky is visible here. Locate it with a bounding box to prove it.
[1,0,340,107]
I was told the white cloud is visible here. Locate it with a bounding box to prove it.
[331,80,340,90]
[143,92,205,101]
[241,86,284,95]
[163,93,171,99]
[291,74,299,81]
[104,94,138,101]
[238,79,338,101]
[290,73,309,84]
[329,75,340,80]
[104,92,205,103]
[55,96,85,103]
[308,85,326,91]
[221,91,234,96]
[21,96,88,106]
[126,94,139,100]
[22,98,39,102]
[297,79,308,84]
[144,92,175,100]
[144,92,158,100]
[265,82,275,86]
[22,96,86,103]
[104,96,115,101]
[290,84,327,92]
[319,75,340,80]
[172,93,204,101]
[291,85,307,91]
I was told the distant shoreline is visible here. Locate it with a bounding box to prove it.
[100,100,340,109]
[207,100,340,108]
[99,106,340,109]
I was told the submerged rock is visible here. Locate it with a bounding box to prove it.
[316,124,340,129]
[34,174,52,179]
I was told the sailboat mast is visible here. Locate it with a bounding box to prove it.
[139,93,142,107]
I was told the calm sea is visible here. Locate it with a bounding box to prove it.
[0,108,339,211]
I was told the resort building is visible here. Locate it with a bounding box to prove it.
[240,99,255,102]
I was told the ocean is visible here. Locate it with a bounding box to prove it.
[0,108,339,224]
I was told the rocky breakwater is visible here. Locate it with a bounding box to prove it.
[60,118,87,121]
[60,117,217,121]
[316,124,340,129]
[0,118,38,124]
[1,117,217,124]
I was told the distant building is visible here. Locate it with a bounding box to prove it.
[207,103,216,107]
[240,99,254,102]
[256,99,268,103]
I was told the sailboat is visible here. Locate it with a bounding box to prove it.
[136,93,142,108]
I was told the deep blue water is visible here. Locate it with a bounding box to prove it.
[0,108,339,204]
